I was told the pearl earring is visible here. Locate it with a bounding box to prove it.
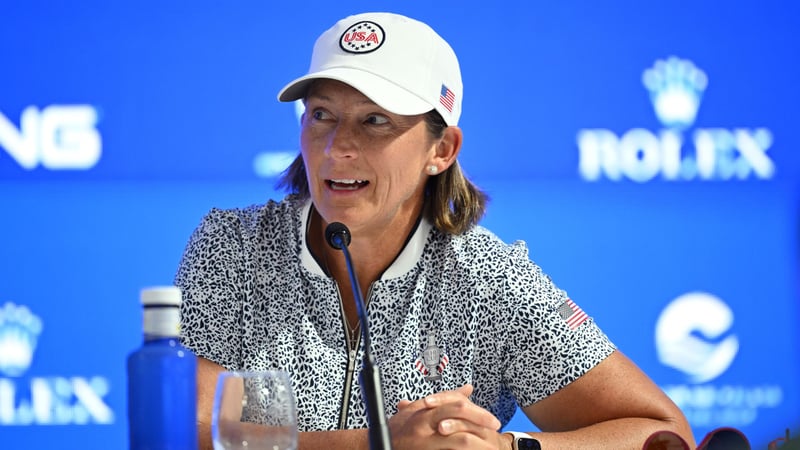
[427,165,438,175]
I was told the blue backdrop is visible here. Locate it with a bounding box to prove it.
[1,1,798,448]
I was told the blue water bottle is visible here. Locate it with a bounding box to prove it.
[127,286,197,449]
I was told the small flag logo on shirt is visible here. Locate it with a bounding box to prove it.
[557,299,589,330]
[439,84,455,112]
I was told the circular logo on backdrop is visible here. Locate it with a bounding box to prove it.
[339,21,385,54]
[655,292,739,383]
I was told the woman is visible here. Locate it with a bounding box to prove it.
[176,11,696,450]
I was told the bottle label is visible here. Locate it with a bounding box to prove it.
[143,306,181,337]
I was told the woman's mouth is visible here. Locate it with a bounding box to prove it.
[327,179,369,191]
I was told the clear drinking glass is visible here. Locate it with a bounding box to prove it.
[212,370,298,450]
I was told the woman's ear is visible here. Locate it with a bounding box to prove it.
[430,126,463,171]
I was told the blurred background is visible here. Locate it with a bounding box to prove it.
[1,1,798,447]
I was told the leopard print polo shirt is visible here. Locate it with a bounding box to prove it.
[175,194,615,431]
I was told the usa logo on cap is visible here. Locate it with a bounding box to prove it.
[339,21,385,54]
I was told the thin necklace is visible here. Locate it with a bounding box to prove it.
[315,209,361,350]
[331,256,361,351]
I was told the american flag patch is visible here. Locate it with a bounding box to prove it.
[557,299,588,330]
[439,84,455,112]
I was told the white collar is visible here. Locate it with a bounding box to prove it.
[298,199,432,280]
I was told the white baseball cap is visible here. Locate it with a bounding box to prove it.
[277,12,463,126]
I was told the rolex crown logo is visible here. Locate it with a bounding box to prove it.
[0,302,43,377]
[642,56,708,130]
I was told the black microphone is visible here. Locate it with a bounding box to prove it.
[325,222,393,450]
[325,222,351,250]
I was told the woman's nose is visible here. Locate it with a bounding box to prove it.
[325,125,360,158]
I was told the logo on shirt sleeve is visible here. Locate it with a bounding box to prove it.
[556,298,589,330]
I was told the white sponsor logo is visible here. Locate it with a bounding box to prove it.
[642,56,707,130]
[0,303,41,377]
[253,151,297,178]
[0,105,102,170]
[655,292,783,428]
[578,56,774,182]
[655,292,738,383]
[0,302,113,425]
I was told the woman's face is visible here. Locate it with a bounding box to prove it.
[300,79,438,238]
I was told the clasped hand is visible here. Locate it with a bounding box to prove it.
[389,384,507,450]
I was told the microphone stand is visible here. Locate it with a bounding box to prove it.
[326,223,393,450]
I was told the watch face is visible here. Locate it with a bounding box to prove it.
[517,437,542,450]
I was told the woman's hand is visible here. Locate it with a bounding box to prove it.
[389,384,509,450]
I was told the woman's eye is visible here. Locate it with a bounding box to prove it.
[365,114,389,125]
[311,109,331,120]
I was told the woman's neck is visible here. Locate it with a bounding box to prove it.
[308,206,418,290]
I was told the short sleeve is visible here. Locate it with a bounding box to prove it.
[174,208,250,370]
[500,241,616,407]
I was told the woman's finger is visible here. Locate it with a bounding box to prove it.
[426,396,501,430]
[437,417,496,438]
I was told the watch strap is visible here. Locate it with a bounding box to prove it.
[505,431,541,450]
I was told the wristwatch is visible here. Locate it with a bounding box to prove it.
[506,431,541,450]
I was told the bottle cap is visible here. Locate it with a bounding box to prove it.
[140,286,182,306]
[140,286,182,337]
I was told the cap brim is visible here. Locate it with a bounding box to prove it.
[277,67,434,117]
